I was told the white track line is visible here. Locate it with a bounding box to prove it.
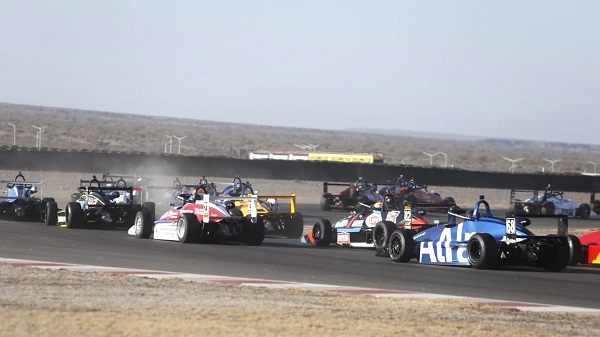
[1,257,598,314]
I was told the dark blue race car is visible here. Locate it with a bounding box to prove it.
[385,195,571,271]
[0,172,58,226]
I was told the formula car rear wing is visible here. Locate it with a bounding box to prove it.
[255,194,297,214]
[201,194,258,224]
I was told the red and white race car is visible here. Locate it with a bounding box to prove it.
[128,192,264,245]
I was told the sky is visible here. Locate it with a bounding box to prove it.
[1,1,599,144]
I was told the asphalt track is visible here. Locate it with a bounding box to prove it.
[1,204,599,310]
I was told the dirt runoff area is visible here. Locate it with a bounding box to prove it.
[1,265,599,337]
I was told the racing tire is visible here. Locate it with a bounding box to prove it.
[541,238,571,272]
[313,219,332,247]
[286,212,304,239]
[593,200,600,215]
[319,196,332,211]
[567,234,582,266]
[133,209,153,239]
[247,216,265,246]
[127,204,143,227]
[374,221,397,257]
[43,200,58,226]
[542,202,555,216]
[66,202,84,229]
[389,229,413,263]
[577,203,591,219]
[443,197,456,207]
[467,233,498,269]
[142,202,156,221]
[177,213,200,243]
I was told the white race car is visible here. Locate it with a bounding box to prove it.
[513,185,591,218]
[128,192,264,245]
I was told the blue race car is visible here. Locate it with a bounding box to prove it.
[0,172,58,226]
[385,195,571,271]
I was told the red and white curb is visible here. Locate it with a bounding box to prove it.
[1,257,599,314]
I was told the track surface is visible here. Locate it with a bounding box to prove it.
[1,204,599,309]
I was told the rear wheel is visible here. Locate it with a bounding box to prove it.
[286,212,304,239]
[542,240,570,272]
[568,234,582,266]
[319,195,332,211]
[177,213,200,243]
[43,200,58,226]
[247,216,265,246]
[467,233,498,269]
[66,202,84,229]
[542,202,555,216]
[577,203,591,219]
[374,221,397,257]
[312,219,332,246]
[134,209,153,239]
[443,197,456,207]
[389,229,414,263]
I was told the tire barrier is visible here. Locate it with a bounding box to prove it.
[1,148,599,192]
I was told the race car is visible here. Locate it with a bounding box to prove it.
[128,192,264,245]
[319,177,383,211]
[220,175,255,196]
[63,175,155,229]
[383,195,572,271]
[379,176,456,211]
[511,185,591,219]
[221,176,304,238]
[569,230,600,266]
[0,171,57,226]
[303,199,430,251]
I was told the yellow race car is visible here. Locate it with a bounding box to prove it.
[235,194,304,239]
[222,176,304,238]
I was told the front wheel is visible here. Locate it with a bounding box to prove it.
[373,221,397,257]
[467,233,498,269]
[389,229,414,263]
[177,213,200,243]
[312,219,332,246]
[134,209,153,239]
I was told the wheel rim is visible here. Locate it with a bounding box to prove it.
[177,218,185,238]
[468,240,482,263]
[134,214,142,235]
[390,235,401,257]
[314,224,322,239]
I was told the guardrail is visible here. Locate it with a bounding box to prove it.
[1,148,599,192]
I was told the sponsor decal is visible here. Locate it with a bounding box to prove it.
[385,211,400,223]
[367,214,382,226]
[419,224,476,264]
[337,232,351,245]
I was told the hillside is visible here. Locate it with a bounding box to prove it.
[2,102,600,174]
